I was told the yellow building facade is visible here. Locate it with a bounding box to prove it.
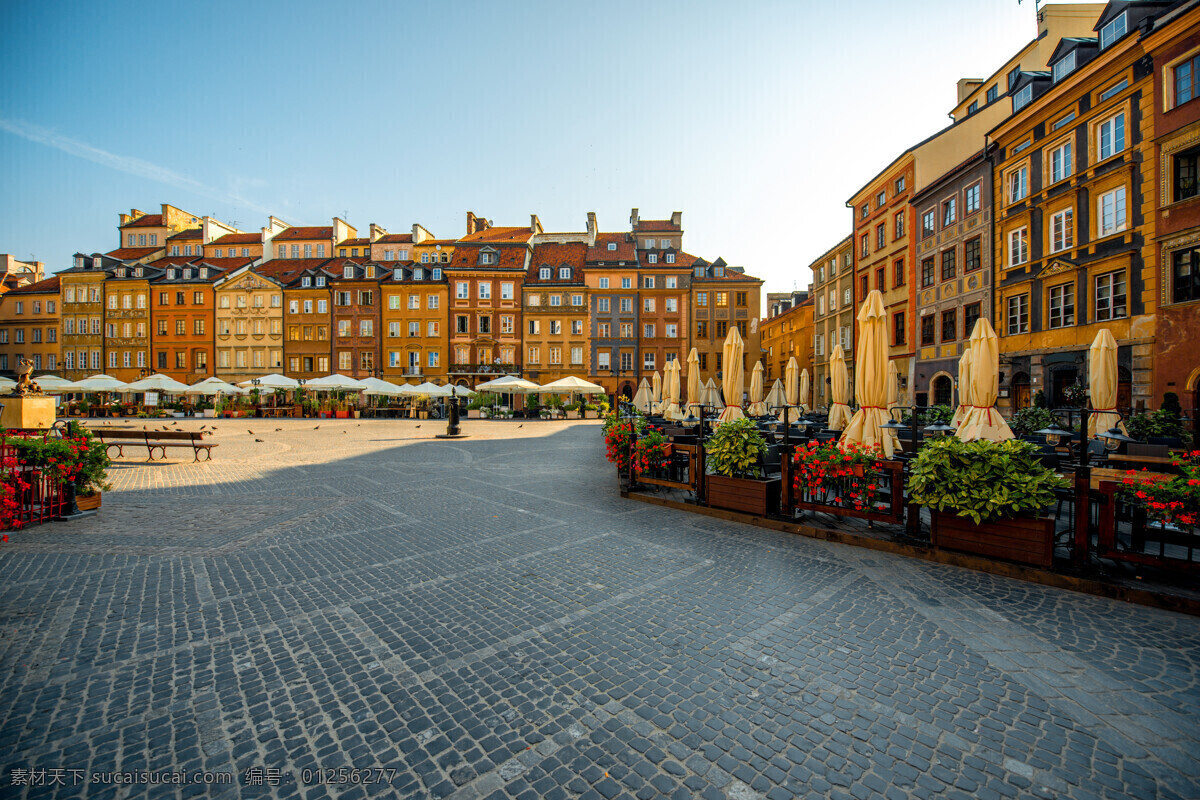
[380,264,448,384]
[60,255,110,379]
[213,266,285,383]
[0,275,60,376]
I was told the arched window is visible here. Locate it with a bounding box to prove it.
[933,375,953,407]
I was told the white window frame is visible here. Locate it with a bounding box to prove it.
[1008,228,1029,266]
[1099,11,1127,50]
[1007,166,1028,204]
[1050,207,1074,253]
[1097,112,1126,161]
[1095,271,1127,321]
[1052,51,1076,83]
[1050,140,1073,184]
[1098,187,1127,236]
[1048,283,1075,329]
[1007,294,1029,335]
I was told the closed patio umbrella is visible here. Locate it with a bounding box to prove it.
[717,327,745,424]
[955,318,1015,442]
[1088,328,1125,438]
[747,361,767,417]
[887,359,903,421]
[799,368,810,412]
[765,379,786,412]
[827,346,853,431]
[686,349,702,418]
[632,378,652,413]
[661,360,683,420]
[839,290,894,457]
[650,370,663,414]
[704,377,724,411]
[950,350,973,429]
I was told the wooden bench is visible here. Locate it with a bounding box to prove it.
[88,428,217,462]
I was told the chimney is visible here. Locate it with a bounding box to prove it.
[586,212,597,244]
[369,223,388,243]
[629,208,639,229]
[956,78,983,105]
[466,211,477,236]
[670,211,682,228]
[530,214,543,235]
[412,224,432,244]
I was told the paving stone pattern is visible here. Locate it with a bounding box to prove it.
[1,418,1198,799]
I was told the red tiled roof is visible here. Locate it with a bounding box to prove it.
[255,259,330,282]
[448,243,529,271]
[200,257,255,270]
[528,243,587,282]
[150,256,197,267]
[105,247,161,260]
[457,226,533,244]
[167,228,202,240]
[586,232,637,262]
[339,238,370,247]
[6,275,60,294]
[634,219,680,233]
[274,226,333,241]
[120,214,163,228]
[376,233,414,244]
[418,239,457,246]
[211,232,262,245]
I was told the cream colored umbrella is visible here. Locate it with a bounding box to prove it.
[717,327,745,424]
[799,368,810,412]
[746,361,766,416]
[686,349,702,418]
[631,378,652,413]
[950,350,973,429]
[838,290,894,457]
[649,369,663,414]
[955,318,1014,442]
[705,377,725,411]
[886,360,902,419]
[661,360,683,420]
[827,346,853,431]
[780,358,800,425]
[125,374,191,393]
[1088,328,1125,438]
[765,379,786,411]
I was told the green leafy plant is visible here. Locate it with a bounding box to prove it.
[467,392,500,411]
[1034,390,1047,409]
[1117,449,1200,529]
[907,437,1067,524]
[1009,407,1056,438]
[791,439,886,513]
[705,417,769,478]
[1062,382,1088,408]
[1162,392,1183,418]
[900,405,954,426]
[64,422,112,495]
[1126,410,1193,445]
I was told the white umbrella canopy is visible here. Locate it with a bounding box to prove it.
[394,382,422,396]
[306,374,368,391]
[125,374,192,393]
[32,374,73,392]
[67,374,130,393]
[475,375,541,394]
[746,361,766,417]
[827,346,853,431]
[185,377,246,396]
[237,373,299,389]
[412,381,452,397]
[632,378,653,413]
[955,318,1015,442]
[539,376,606,394]
[717,327,745,424]
[1088,328,1125,438]
[359,377,408,397]
[765,378,786,411]
[839,290,894,457]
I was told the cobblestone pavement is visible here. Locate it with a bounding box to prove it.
[2,418,1198,799]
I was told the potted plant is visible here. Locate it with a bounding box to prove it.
[563,401,582,420]
[1117,449,1200,531]
[583,402,600,420]
[67,423,111,511]
[632,428,671,478]
[1126,409,1193,446]
[705,417,780,516]
[907,437,1068,568]
[415,394,431,419]
[603,412,644,476]
[791,439,887,515]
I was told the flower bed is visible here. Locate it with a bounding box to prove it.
[1117,450,1200,530]
[0,424,111,530]
[790,439,903,523]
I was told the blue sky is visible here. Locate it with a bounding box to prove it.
[1,0,1063,298]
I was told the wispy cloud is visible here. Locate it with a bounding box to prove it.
[0,116,274,218]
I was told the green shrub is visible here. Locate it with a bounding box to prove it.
[1009,407,1057,438]
[1126,409,1192,445]
[907,437,1067,524]
[705,417,768,478]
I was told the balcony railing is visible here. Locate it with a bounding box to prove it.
[449,363,520,375]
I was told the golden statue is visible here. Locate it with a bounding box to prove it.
[12,357,41,396]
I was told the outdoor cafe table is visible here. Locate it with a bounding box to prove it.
[258,407,293,418]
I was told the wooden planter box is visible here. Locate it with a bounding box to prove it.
[930,510,1055,568]
[706,474,781,517]
[77,492,101,511]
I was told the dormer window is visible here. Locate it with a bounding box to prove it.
[1052,51,1076,83]
[647,254,658,264]
[540,267,551,279]
[302,276,312,288]
[714,266,724,278]
[184,268,193,279]
[1012,84,1032,112]
[432,268,441,280]
[316,276,325,287]
[116,268,126,278]
[343,265,354,279]
[1099,11,1126,49]
[480,251,496,265]
[393,268,402,281]
[134,267,143,278]
[414,268,424,280]
[200,268,208,278]
[666,254,675,264]
[76,256,84,270]
[366,265,375,278]
[607,242,616,251]
[694,267,705,278]
[558,267,571,279]
[167,269,177,279]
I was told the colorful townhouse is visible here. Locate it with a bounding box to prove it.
[585,228,640,398]
[523,241,590,384]
[690,258,763,385]
[280,261,334,380]
[1147,1,1200,420]
[760,294,813,392]
[328,258,381,378]
[810,238,855,407]
[0,275,60,375]
[379,259,448,384]
[445,212,532,382]
[213,264,285,383]
[150,257,247,382]
[631,211,692,381]
[991,1,1176,413]
[102,260,160,381]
